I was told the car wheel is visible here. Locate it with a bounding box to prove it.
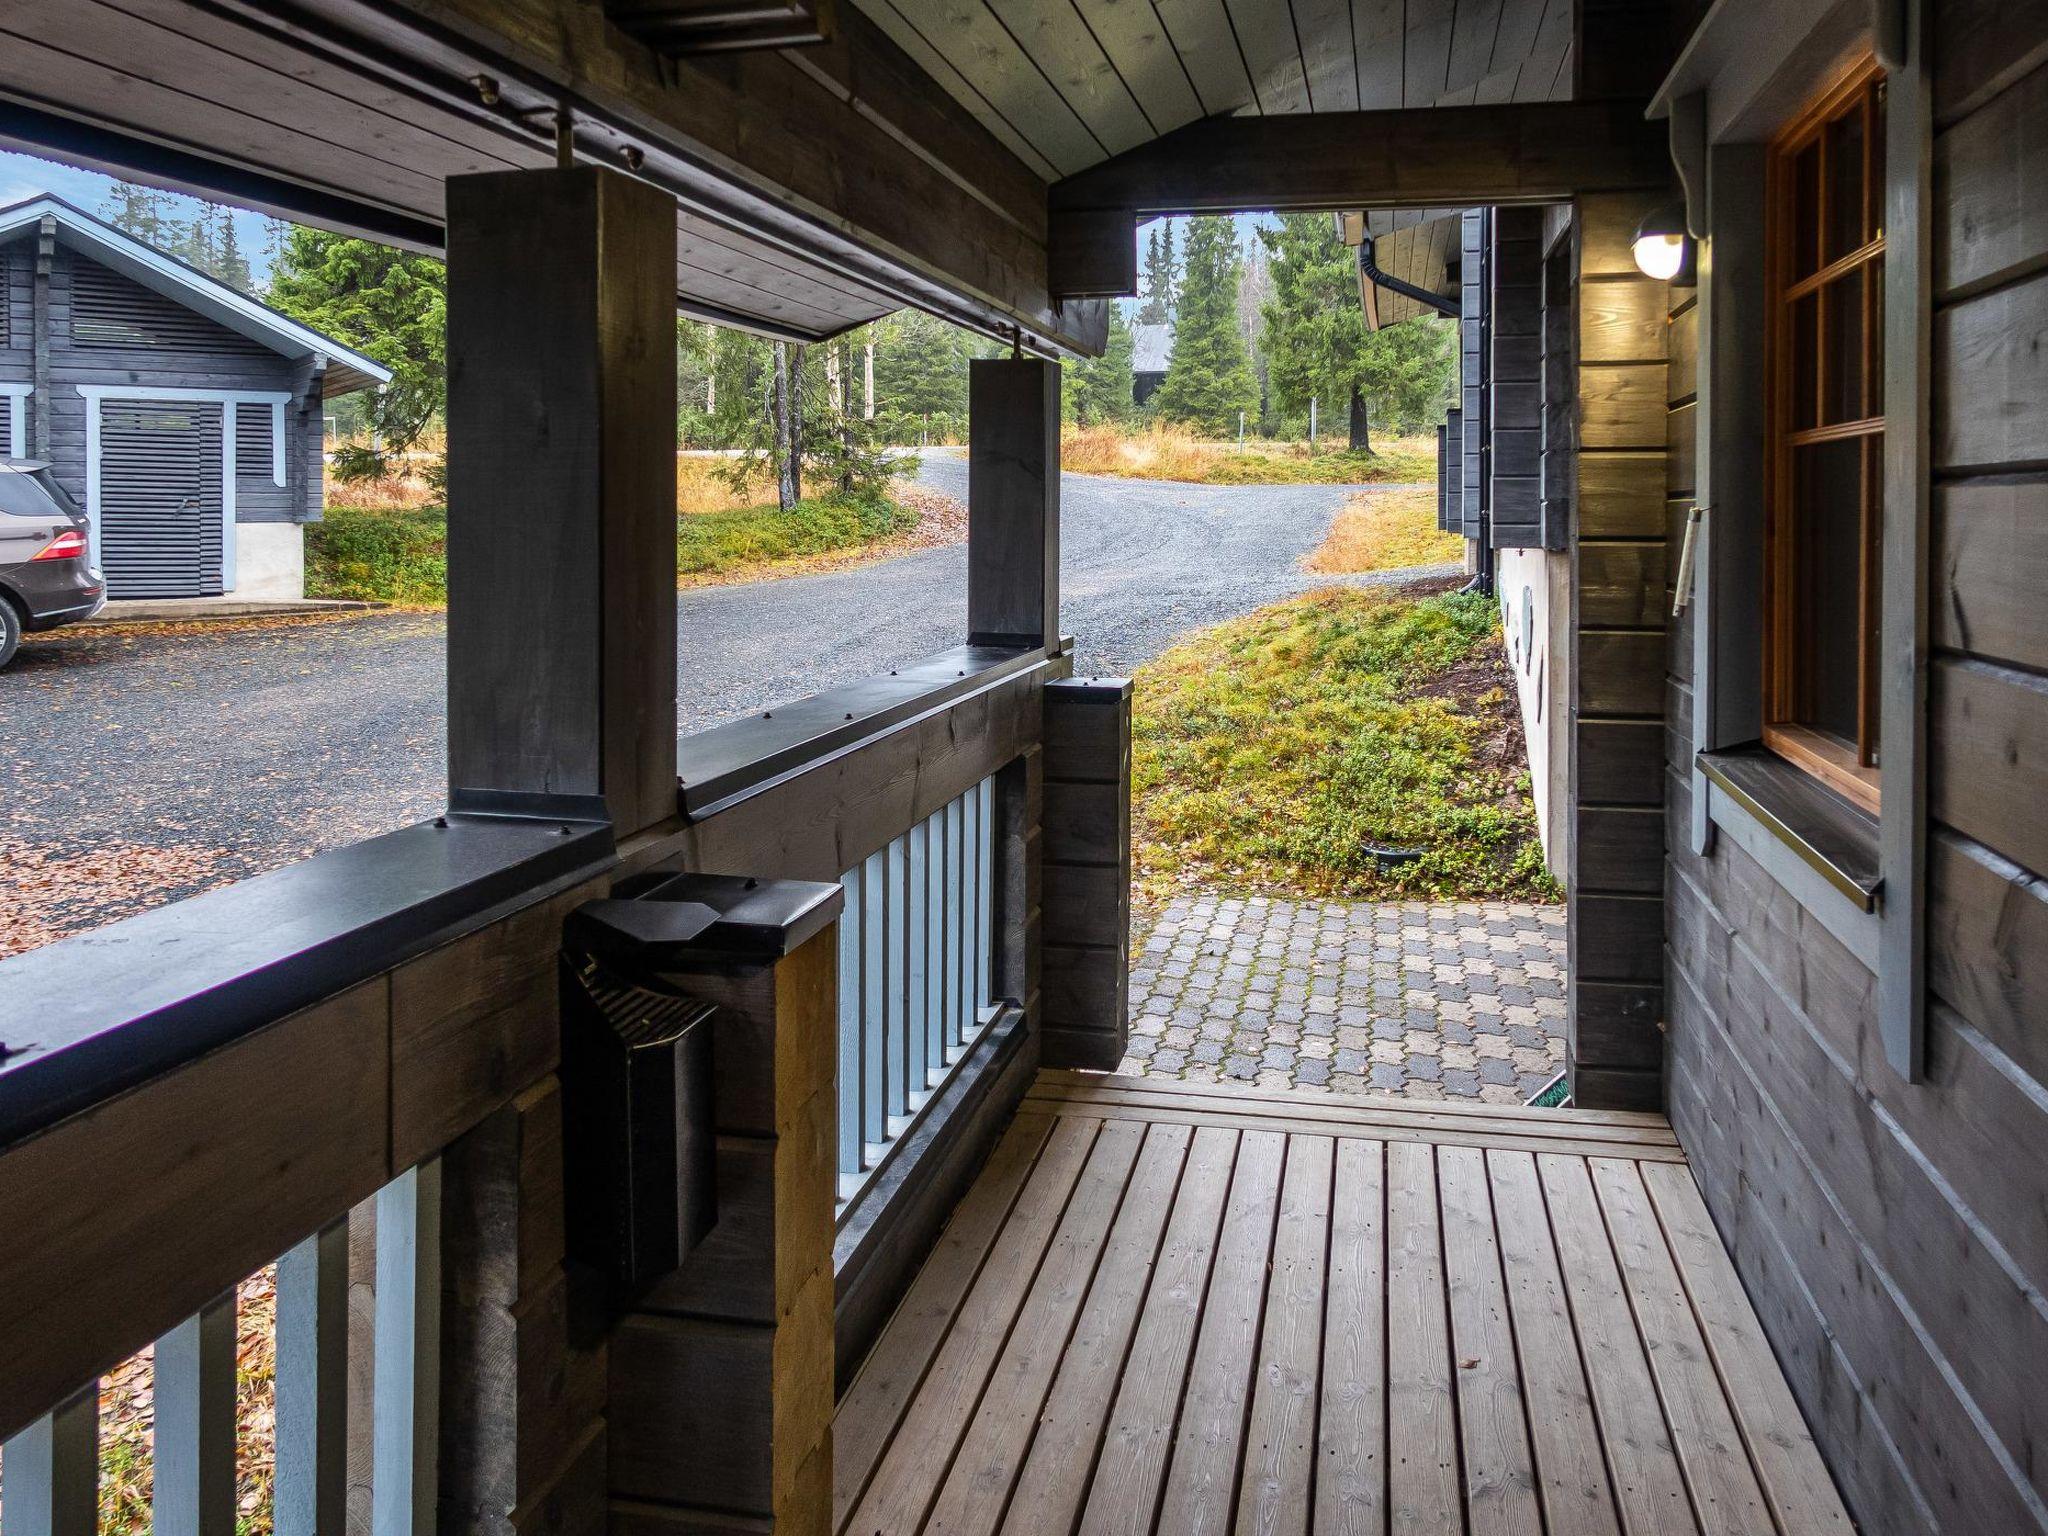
[0,598,20,670]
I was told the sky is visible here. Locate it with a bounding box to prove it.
[0,148,281,285]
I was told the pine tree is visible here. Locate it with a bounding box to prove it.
[212,213,254,294]
[1258,212,1457,450]
[1066,306,1136,425]
[101,182,172,246]
[1150,218,1257,436]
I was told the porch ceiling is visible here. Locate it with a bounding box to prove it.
[853,0,1575,181]
[0,0,983,344]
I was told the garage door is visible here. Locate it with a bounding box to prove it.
[100,402,224,599]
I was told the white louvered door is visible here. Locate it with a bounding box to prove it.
[99,402,224,598]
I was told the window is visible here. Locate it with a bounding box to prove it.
[1765,57,1886,813]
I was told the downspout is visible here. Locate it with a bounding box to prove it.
[1358,236,1459,324]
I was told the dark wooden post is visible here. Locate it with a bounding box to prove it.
[1567,192,1670,1111]
[1039,677,1133,1069]
[608,877,842,1536]
[444,167,678,837]
[967,357,1060,648]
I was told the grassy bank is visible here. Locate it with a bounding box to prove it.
[1306,487,1465,574]
[1132,583,1555,904]
[307,488,922,604]
[1061,423,1435,485]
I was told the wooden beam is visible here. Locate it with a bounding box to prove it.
[1048,100,1671,221]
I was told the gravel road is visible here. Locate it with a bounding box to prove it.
[3,462,1437,942]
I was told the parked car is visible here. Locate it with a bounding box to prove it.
[0,459,104,667]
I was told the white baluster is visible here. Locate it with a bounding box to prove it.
[372,1161,441,1536]
[275,1221,349,1536]
[0,1385,97,1536]
[154,1290,237,1536]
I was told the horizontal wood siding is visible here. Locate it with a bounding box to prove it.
[1665,13,2048,1530]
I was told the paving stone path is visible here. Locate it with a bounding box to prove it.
[1122,893,1568,1104]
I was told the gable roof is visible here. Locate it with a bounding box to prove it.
[0,195,392,397]
[1131,322,1173,375]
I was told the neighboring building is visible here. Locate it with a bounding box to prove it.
[1129,321,1171,406]
[0,195,389,601]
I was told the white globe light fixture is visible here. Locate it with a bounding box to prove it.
[1632,203,1692,282]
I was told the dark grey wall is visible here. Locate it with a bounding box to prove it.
[1664,9,2048,1530]
[0,237,324,523]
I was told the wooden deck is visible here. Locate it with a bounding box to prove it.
[834,1070,1852,1536]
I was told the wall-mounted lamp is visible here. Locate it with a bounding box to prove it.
[1632,202,1694,284]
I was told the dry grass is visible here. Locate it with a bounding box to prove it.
[1060,423,1436,485]
[1306,487,1466,575]
[322,468,437,511]
[676,453,778,514]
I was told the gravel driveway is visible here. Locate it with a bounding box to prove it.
[2,462,1434,948]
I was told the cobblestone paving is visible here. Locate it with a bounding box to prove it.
[1121,894,1568,1105]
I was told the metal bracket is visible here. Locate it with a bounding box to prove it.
[1672,504,1706,616]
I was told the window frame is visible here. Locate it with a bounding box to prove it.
[1762,54,1888,815]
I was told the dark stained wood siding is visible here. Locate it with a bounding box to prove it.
[1569,192,1670,1111]
[1664,10,2048,1530]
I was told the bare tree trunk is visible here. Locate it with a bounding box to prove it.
[864,341,876,419]
[1348,386,1371,453]
[772,340,799,510]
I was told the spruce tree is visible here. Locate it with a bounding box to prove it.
[1067,306,1136,425]
[1258,212,1457,450]
[1150,218,1257,436]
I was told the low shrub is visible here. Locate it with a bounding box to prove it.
[677,489,918,576]
[305,504,447,605]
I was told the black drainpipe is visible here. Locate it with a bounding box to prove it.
[1359,236,1460,321]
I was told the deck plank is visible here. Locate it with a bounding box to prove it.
[835,1112,1055,1530]
[999,1123,1194,1536]
[1314,1137,1388,1535]
[843,1115,1101,1536]
[1034,1069,1677,1128]
[1022,1094,1688,1163]
[1536,1154,1701,1536]
[1439,1144,1543,1535]
[922,1120,1146,1536]
[1485,1151,1622,1536]
[1640,1162,1852,1534]
[1154,1128,1288,1536]
[1028,1077,1680,1142]
[1237,1135,1334,1536]
[1387,1141,1461,1536]
[835,1075,1852,1536]
[1590,1157,1772,1536]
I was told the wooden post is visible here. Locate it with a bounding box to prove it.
[967,358,1060,649]
[1039,677,1133,1069]
[605,877,842,1536]
[437,1082,605,1536]
[1567,192,1670,1112]
[444,167,678,837]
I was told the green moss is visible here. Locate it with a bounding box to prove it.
[1133,586,1560,903]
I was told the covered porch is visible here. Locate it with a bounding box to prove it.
[0,0,2000,1532]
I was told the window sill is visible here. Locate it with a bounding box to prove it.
[1697,746,1882,911]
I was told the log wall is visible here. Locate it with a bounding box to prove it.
[1664,7,2048,1527]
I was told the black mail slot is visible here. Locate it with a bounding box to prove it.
[560,897,719,1292]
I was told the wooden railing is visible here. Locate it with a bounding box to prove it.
[835,774,996,1202]
[0,642,1071,1536]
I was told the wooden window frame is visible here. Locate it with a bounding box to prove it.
[1763,55,1887,814]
